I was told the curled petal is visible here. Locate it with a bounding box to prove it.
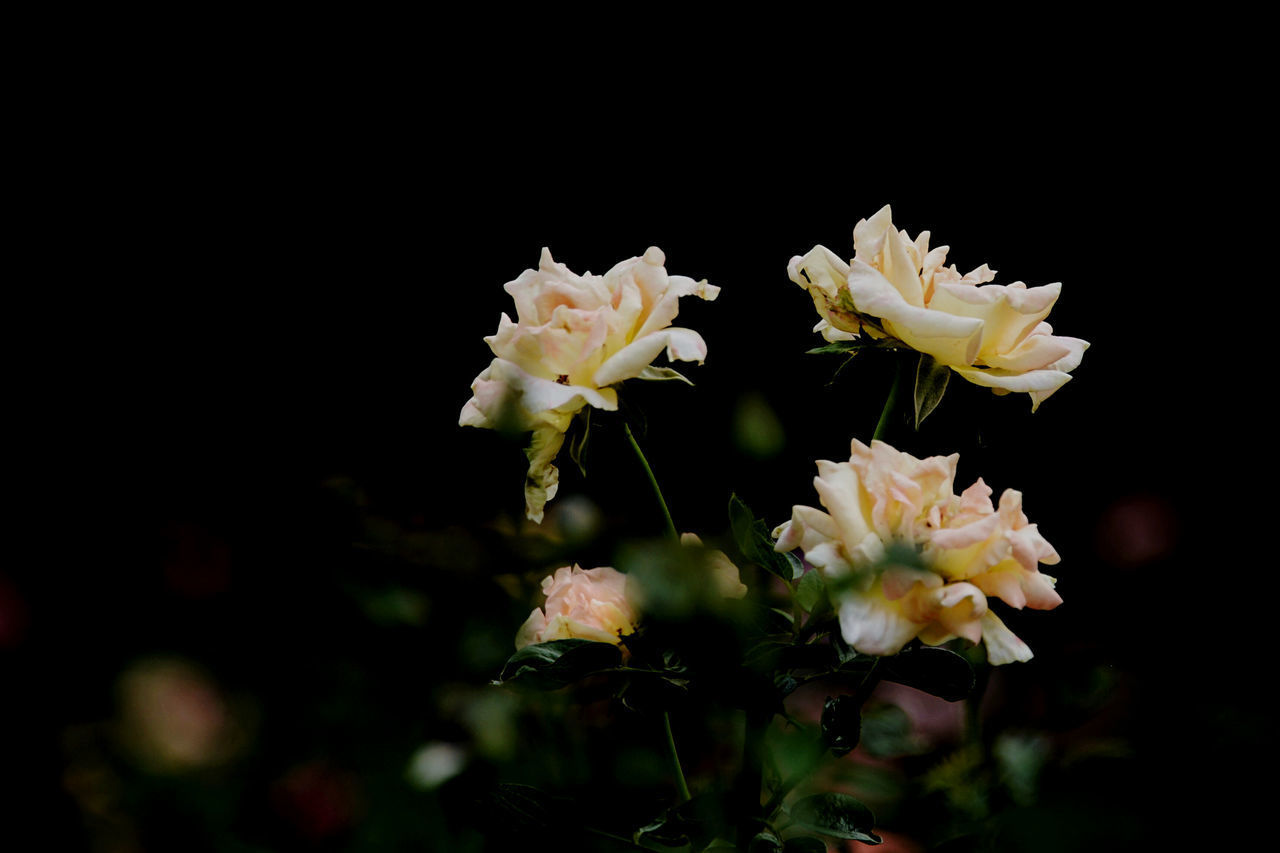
[981,611,1033,665]
[593,327,710,387]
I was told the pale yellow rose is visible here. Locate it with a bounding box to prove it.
[773,439,1061,664]
[461,247,719,522]
[515,564,638,649]
[788,205,1088,411]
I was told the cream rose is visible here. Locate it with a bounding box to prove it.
[773,439,1061,664]
[515,564,637,649]
[788,205,1088,411]
[461,247,719,522]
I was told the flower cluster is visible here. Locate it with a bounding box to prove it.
[773,439,1061,664]
[788,205,1088,410]
[460,247,719,521]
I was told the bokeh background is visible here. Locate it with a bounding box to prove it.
[8,61,1267,850]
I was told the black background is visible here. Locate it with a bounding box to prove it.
[7,42,1268,849]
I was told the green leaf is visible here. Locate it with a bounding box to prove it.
[783,838,828,853]
[749,829,785,852]
[637,793,731,851]
[788,793,882,844]
[497,639,622,690]
[879,646,974,702]
[794,570,826,613]
[820,695,861,757]
[634,813,693,850]
[729,494,797,583]
[568,408,591,476]
[638,365,695,385]
[806,341,865,356]
[913,353,951,429]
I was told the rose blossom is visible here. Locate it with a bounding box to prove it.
[516,564,638,648]
[461,247,719,522]
[788,205,1088,410]
[772,439,1061,664]
[515,538,747,649]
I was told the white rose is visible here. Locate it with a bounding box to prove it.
[788,205,1088,411]
[461,247,719,521]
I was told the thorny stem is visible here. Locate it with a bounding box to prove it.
[621,420,689,802]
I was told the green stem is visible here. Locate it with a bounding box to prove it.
[663,710,692,803]
[965,660,990,758]
[871,362,903,442]
[737,707,771,848]
[623,421,678,541]
[621,421,688,802]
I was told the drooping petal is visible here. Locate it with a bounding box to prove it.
[523,426,566,523]
[981,611,1034,665]
[592,327,710,387]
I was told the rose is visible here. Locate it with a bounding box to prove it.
[772,439,1061,664]
[461,247,719,522]
[514,536,747,649]
[788,205,1088,410]
[515,564,637,649]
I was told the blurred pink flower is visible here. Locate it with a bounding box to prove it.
[115,657,243,772]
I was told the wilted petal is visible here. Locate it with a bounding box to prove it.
[523,427,566,523]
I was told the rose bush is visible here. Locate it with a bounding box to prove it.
[461,247,719,521]
[773,439,1061,664]
[788,205,1088,410]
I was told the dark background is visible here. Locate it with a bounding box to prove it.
[6,50,1267,850]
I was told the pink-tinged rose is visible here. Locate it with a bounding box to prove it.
[773,439,1062,664]
[515,564,638,649]
[115,657,245,773]
[788,205,1088,411]
[461,247,719,522]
